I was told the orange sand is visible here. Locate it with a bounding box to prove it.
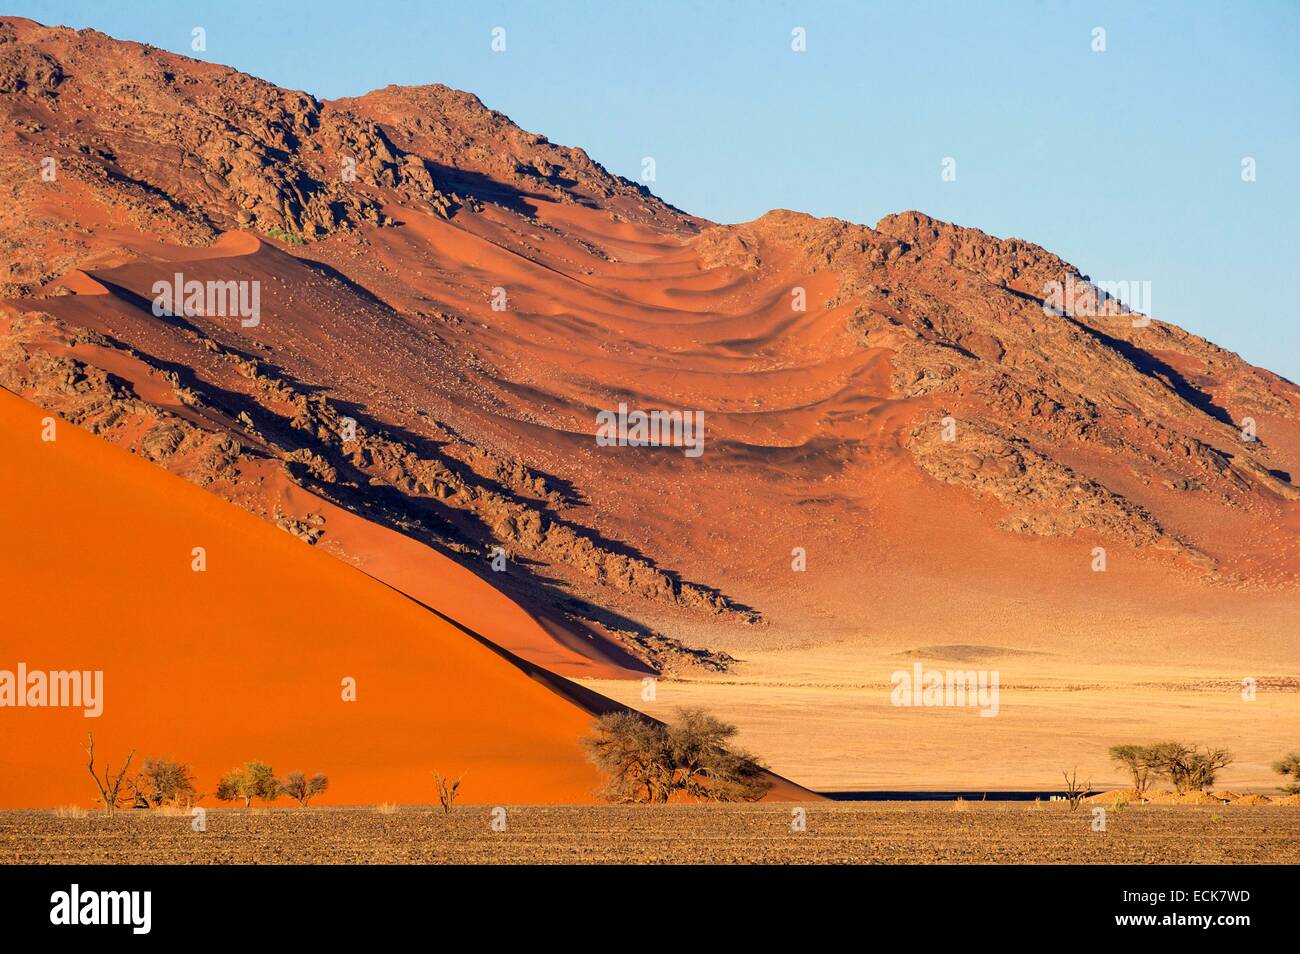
[0,387,604,807]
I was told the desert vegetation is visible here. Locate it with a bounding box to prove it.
[133,758,198,808]
[216,761,281,810]
[1273,752,1300,794]
[432,773,461,815]
[582,707,771,803]
[281,772,330,807]
[217,762,330,811]
[1107,744,1158,798]
[1060,767,1091,811]
[1107,741,1233,796]
[82,733,135,817]
[77,742,334,813]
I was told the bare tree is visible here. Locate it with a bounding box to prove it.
[1062,767,1091,811]
[280,771,329,807]
[432,772,461,815]
[82,733,135,817]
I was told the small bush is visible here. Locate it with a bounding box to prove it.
[1061,767,1091,811]
[53,805,88,819]
[1272,752,1300,794]
[216,761,281,810]
[432,773,461,815]
[374,802,398,815]
[134,758,197,808]
[281,771,329,807]
[264,225,306,246]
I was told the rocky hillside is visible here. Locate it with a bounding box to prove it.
[2,16,1297,676]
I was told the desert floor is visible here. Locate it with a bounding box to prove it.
[582,626,1300,793]
[3,803,1296,864]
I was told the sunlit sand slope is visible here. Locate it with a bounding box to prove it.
[0,387,604,806]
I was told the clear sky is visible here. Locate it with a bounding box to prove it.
[13,0,1300,381]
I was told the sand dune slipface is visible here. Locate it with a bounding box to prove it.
[0,388,605,807]
[1,16,1297,795]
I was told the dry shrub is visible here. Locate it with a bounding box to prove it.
[1061,767,1091,811]
[374,802,399,815]
[1273,752,1300,794]
[281,771,329,807]
[53,805,88,819]
[82,733,135,816]
[432,773,461,815]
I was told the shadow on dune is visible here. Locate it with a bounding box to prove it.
[71,277,746,672]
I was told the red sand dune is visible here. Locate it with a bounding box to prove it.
[1,16,1296,795]
[0,389,815,806]
[0,386,605,806]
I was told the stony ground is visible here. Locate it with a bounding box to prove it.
[2,803,1296,864]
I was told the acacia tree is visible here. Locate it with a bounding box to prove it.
[134,758,197,808]
[582,711,675,803]
[216,761,281,810]
[82,733,135,817]
[1147,742,1233,793]
[1108,744,1159,798]
[1272,752,1300,795]
[582,708,770,803]
[667,708,770,802]
[280,772,329,807]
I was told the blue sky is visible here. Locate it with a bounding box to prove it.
[13,0,1300,381]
